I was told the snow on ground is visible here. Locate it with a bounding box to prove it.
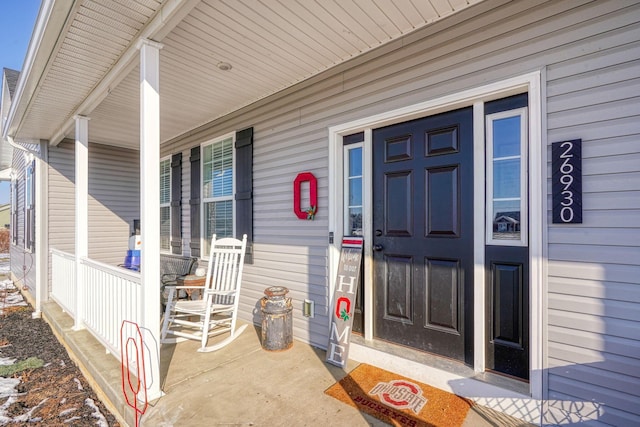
[0,253,9,275]
[0,264,113,425]
[0,277,29,420]
[0,281,27,315]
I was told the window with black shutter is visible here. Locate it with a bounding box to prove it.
[190,127,253,262]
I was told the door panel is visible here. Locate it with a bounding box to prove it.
[385,172,413,236]
[486,246,529,380]
[383,254,413,322]
[373,107,473,364]
[425,258,460,332]
[426,166,459,236]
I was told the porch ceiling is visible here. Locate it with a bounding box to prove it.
[10,0,482,149]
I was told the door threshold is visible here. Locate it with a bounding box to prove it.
[350,335,529,397]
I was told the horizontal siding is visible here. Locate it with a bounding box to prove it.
[48,139,140,267]
[9,142,40,291]
[544,1,640,422]
[155,1,640,422]
[48,140,76,251]
[47,140,76,292]
[88,143,140,265]
[549,275,640,303]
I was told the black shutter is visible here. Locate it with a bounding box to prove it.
[189,146,201,258]
[235,127,253,264]
[170,153,182,254]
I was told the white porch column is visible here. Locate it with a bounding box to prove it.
[74,115,89,330]
[138,38,163,401]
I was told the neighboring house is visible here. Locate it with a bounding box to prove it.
[0,69,19,214]
[1,1,638,425]
[0,203,10,229]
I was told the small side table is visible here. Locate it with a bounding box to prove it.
[176,274,206,300]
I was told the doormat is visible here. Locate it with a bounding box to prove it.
[325,363,473,427]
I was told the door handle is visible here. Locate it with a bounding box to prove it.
[373,244,384,252]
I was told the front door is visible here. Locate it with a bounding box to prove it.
[372,107,474,365]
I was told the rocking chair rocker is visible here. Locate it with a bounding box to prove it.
[161,234,248,352]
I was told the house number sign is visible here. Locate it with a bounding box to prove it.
[552,139,582,224]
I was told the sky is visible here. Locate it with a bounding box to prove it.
[0,0,41,204]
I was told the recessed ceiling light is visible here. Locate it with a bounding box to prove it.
[217,62,232,71]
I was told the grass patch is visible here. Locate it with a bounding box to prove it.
[0,357,44,376]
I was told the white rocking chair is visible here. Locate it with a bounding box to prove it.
[161,234,248,352]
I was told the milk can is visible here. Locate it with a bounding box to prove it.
[260,286,293,351]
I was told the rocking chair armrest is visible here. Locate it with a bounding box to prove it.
[205,289,236,296]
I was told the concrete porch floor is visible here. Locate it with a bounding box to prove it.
[42,301,532,426]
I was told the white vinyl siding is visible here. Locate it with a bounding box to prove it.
[88,144,140,265]
[47,141,75,291]
[47,140,140,269]
[160,157,171,252]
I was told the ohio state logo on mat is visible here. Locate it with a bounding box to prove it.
[369,380,428,414]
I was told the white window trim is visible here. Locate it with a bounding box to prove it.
[200,132,236,259]
[343,142,363,237]
[160,156,171,253]
[486,108,528,247]
[328,71,544,414]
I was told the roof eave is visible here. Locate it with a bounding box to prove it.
[2,0,78,141]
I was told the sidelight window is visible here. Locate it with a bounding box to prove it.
[343,133,364,236]
[486,108,528,246]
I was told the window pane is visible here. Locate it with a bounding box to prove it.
[349,148,362,176]
[492,200,521,240]
[493,116,521,158]
[160,206,170,251]
[203,138,233,199]
[349,177,362,205]
[160,159,171,204]
[348,207,363,236]
[203,200,233,254]
[487,107,527,245]
[493,159,520,199]
[345,145,363,237]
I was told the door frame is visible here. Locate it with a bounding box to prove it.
[328,71,545,400]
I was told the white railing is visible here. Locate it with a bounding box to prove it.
[80,257,142,356]
[50,249,77,316]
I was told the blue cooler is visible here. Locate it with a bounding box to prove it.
[122,250,141,271]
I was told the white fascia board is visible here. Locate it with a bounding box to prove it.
[2,0,77,141]
[0,168,12,181]
[48,0,202,146]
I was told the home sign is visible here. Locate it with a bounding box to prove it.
[326,237,363,368]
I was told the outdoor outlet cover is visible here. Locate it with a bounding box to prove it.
[303,299,314,318]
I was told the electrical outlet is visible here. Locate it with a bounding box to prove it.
[303,299,315,318]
